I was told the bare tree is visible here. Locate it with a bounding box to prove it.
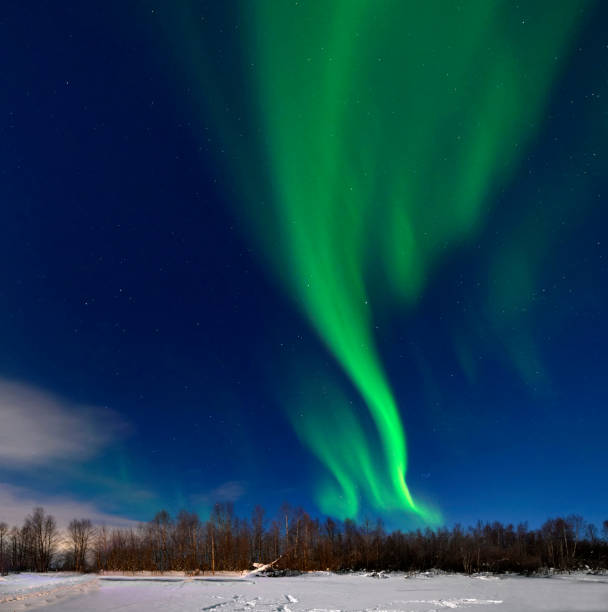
[0,522,8,575]
[2,505,608,574]
[93,525,109,572]
[150,510,172,573]
[174,511,201,573]
[68,519,95,572]
[25,508,58,572]
[252,506,265,564]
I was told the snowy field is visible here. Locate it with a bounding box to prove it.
[1,571,607,612]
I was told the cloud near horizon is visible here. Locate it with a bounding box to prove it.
[0,482,139,530]
[0,379,128,467]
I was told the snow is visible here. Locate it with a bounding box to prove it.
[0,573,97,608]
[1,571,607,611]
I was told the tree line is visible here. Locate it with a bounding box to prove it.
[1,505,607,575]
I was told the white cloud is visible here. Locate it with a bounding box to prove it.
[0,482,139,530]
[192,481,246,507]
[0,379,127,466]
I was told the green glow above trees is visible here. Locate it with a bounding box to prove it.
[165,0,587,523]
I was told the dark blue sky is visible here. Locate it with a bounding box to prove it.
[1,2,607,530]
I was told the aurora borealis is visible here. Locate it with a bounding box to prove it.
[1,1,607,529]
[161,1,588,523]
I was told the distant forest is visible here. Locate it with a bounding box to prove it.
[1,505,607,575]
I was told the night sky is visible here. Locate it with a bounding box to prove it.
[1,1,607,530]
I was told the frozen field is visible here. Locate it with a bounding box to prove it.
[1,571,607,611]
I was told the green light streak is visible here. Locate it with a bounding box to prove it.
[160,0,587,523]
[288,380,438,522]
[245,1,583,522]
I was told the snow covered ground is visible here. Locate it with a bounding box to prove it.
[1,571,607,611]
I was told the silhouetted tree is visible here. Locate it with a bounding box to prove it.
[0,522,7,576]
[1,506,608,574]
[68,518,95,572]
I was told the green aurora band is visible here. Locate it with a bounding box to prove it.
[162,1,587,523]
